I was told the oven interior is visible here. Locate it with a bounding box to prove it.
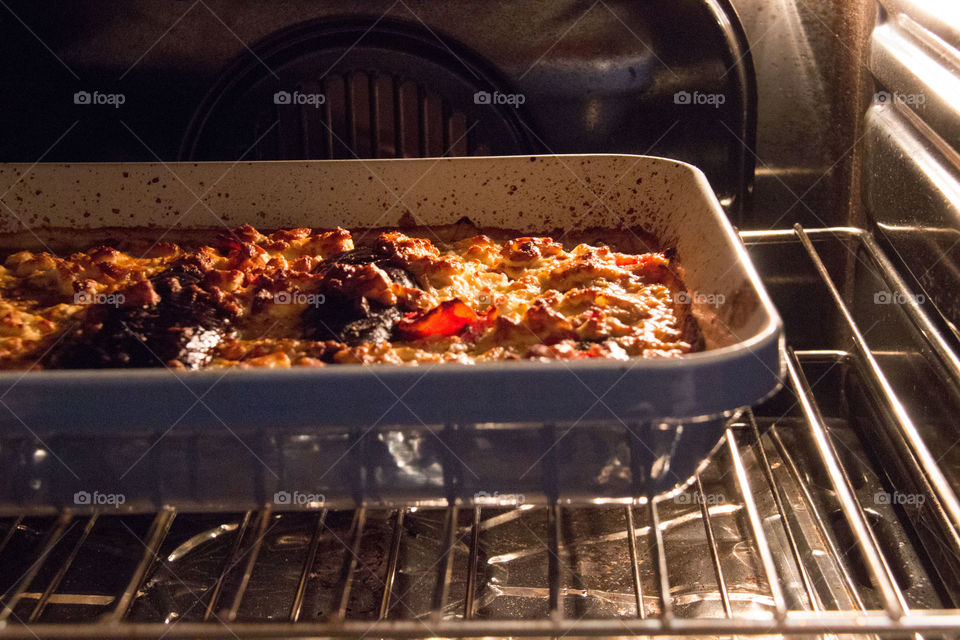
[1,0,960,638]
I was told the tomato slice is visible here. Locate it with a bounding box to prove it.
[396,299,495,341]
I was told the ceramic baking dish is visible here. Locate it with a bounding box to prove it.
[0,155,782,509]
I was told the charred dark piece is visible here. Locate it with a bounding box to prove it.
[324,247,418,289]
[47,267,230,369]
[307,291,402,345]
[303,247,418,346]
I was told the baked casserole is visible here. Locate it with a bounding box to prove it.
[0,221,702,369]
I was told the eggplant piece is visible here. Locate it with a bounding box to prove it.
[303,248,417,346]
[304,292,402,345]
[325,247,379,266]
[48,267,230,369]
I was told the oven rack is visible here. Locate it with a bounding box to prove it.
[0,226,959,638]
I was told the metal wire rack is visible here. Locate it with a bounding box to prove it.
[1,225,960,638]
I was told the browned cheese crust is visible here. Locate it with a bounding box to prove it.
[0,224,700,369]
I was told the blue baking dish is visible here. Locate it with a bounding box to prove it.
[0,155,782,511]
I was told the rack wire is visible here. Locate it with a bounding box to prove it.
[0,226,959,638]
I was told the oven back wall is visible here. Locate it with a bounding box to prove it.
[0,0,755,217]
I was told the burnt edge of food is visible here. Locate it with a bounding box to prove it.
[46,266,231,369]
[663,255,705,353]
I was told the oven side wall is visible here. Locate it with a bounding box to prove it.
[729,0,875,230]
[863,0,960,341]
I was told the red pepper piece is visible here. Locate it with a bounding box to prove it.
[396,299,480,340]
[615,251,668,267]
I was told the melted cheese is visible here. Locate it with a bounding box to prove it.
[0,225,696,368]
